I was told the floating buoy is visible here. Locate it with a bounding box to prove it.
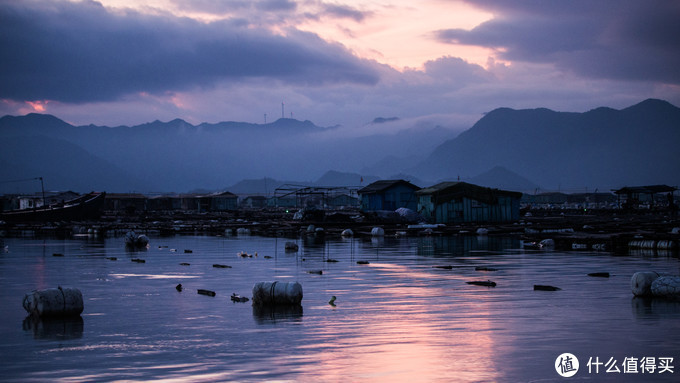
[329,296,337,306]
[476,228,489,235]
[371,227,385,237]
[125,231,149,248]
[631,271,660,296]
[341,229,354,237]
[23,287,84,317]
[252,281,303,306]
[176,284,183,292]
[284,242,299,251]
[179,262,190,266]
[184,249,193,253]
[651,276,680,298]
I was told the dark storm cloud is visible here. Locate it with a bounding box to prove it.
[433,0,680,84]
[0,0,379,103]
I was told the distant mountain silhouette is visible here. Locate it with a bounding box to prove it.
[410,99,680,190]
[2,99,676,194]
[0,135,145,193]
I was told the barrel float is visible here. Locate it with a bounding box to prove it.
[631,271,660,296]
[252,281,303,306]
[651,276,680,298]
[23,286,84,317]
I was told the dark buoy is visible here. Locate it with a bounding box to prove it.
[176,284,183,292]
[197,289,216,297]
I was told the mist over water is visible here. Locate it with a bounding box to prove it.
[1,234,678,382]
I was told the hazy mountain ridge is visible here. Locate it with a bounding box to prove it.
[1,99,676,194]
[0,113,454,193]
[412,98,680,190]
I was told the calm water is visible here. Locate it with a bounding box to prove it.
[1,234,679,382]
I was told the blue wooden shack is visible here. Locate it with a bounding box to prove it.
[358,180,420,211]
[416,182,521,224]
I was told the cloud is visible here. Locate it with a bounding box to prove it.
[0,0,379,103]
[433,0,680,84]
[319,3,370,22]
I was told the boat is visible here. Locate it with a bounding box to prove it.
[0,191,106,222]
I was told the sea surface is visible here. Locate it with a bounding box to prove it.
[1,233,679,382]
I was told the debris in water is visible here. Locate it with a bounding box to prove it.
[475,266,498,271]
[307,270,323,275]
[588,272,610,278]
[52,253,64,257]
[176,284,183,292]
[467,280,497,287]
[179,262,190,266]
[356,260,370,265]
[329,296,337,306]
[534,285,561,291]
[131,258,145,263]
[433,265,453,270]
[184,249,193,253]
[213,264,232,268]
[197,289,216,297]
[231,293,249,302]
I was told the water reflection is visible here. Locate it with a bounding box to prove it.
[631,296,680,319]
[252,305,303,324]
[22,315,84,340]
[417,235,520,257]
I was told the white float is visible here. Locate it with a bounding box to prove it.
[252,281,303,306]
[23,286,84,317]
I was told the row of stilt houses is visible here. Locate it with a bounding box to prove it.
[2,181,676,224]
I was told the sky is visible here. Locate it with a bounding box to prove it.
[1,0,679,131]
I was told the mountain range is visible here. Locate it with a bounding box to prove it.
[0,99,678,195]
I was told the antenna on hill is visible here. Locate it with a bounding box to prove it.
[264,113,267,124]
[281,102,284,119]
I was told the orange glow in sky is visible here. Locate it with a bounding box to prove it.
[26,100,48,113]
